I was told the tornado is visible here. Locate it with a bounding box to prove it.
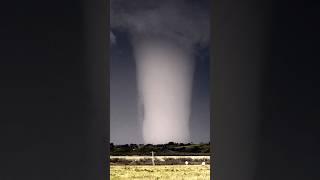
[111,0,209,144]
[133,40,195,143]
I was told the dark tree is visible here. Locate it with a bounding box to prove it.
[168,142,175,145]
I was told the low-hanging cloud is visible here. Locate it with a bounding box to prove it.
[111,0,209,144]
[110,31,116,44]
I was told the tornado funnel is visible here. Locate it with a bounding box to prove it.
[134,40,195,144]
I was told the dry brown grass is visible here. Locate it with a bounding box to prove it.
[110,165,210,180]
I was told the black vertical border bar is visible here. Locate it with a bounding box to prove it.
[83,0,109,179]
[211,0,270,179]
[106,0,110,178]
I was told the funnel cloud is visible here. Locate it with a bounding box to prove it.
[111,0,209,144]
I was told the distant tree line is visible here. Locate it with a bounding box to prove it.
[110,142,210,156]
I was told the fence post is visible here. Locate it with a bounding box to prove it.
[151,151,155,166]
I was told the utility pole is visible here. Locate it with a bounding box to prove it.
[151,151,155,166]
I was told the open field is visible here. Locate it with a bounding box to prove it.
[110,156,210,165]
[110,165,210,180]
[111,156,210,160]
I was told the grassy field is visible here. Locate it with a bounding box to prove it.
[110,165,210,180]
[110,156,210,165]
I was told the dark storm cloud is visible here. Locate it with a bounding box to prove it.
[110,0,210,52]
